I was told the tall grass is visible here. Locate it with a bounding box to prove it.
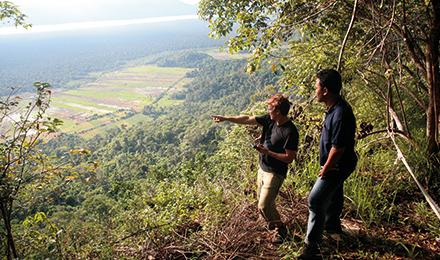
[345,146,399,226]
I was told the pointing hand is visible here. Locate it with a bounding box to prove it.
[211,115,226,123]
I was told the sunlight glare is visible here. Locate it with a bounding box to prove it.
[0,15,198,35]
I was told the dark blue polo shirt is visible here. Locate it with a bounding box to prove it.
[319,98,357,171]
[256,114,299,176]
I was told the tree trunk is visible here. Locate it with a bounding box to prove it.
[0,201,17,260]
[426,0,440,155]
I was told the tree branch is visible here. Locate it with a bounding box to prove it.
[338,0,359,72]
[358,128,411,142]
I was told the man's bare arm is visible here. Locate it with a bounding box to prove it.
[211,115,261,125]
[318,146,345,178]
[257,147,297,164]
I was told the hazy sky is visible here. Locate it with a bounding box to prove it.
[11,0,200,15]
[12,0,200,8]
[0,0,201,35]
[179,0,200,4]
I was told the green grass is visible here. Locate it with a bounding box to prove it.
[95,120,129,132]
[55,118,75,128]
[62,121,95,133]
[89,120,105,128]
[123,114,151,125]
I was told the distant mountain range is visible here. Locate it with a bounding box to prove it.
[14,0,198,26]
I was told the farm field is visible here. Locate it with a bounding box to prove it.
[201,48,251,60]
[48,65,193,137]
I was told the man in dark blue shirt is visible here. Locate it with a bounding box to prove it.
[211,94,299,241]
[299,70,357,260]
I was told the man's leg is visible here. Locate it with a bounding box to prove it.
[257,168,284,230]
[324,183,344,233]
[305,173,345,245]
[299,175,344,259]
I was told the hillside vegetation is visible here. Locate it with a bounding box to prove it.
[2,51,439,259]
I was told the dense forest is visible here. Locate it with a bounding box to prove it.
[2,0,440,259]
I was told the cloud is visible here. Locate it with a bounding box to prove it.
[0,15,198,35]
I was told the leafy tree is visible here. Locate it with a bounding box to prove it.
[81,194,115,220]
[0,84,96,259]
[0,1,31,29]
[1,5,97,258]
[198,0,440,156]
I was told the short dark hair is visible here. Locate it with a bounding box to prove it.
[316,69,342,95]
[267,94,291,116]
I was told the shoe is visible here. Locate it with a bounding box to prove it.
[271,225,288,243]
[297,243,322,260]
[277,225,288,239]
[324,225,342,234]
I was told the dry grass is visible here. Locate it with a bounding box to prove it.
[113,187,440,259]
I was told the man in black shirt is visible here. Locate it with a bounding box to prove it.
[211,94,299,240]
[299,70,357,260]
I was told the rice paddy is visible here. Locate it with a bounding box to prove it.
[49,64,193,137]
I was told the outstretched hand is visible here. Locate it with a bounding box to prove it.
[211,115,226,123]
